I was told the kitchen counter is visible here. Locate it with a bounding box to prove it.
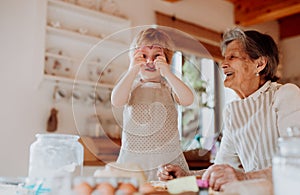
[80,136,213,170]
[0,184,17,195]
[0,179,274,195]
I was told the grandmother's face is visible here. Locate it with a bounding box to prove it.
[221,40,258,92]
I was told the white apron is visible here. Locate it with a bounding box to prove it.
[117,82,189,181]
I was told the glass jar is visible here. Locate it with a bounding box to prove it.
[28,134,83,194]
[273,136,300,195]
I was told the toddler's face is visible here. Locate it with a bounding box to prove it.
[138,44,167,81]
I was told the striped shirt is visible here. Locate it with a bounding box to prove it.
[215,81,300,172]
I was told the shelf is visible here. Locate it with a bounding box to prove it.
[46,26,129,48]
[48,0,130,25]
[47,26,100,44]
[45,52,101,65]
[44,74,115,89]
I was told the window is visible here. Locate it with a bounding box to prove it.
[172,53,223,151]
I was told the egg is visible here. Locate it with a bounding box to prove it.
[73,182,93,195]
[117,182,138,194]
[139,182,156,194]
[95,182,115,195]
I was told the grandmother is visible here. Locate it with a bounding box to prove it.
[157,27,300,191]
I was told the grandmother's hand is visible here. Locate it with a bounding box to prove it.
[202,164,246,191]
[157,164,189,181]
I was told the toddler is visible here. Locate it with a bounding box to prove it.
[111,27,194,180]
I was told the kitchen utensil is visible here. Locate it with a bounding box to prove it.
[46,108,58,132]
[28,134,83,193]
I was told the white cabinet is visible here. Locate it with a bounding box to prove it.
[45,0,131,86]
[44,0,131,137]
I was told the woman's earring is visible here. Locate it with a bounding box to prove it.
[256,72,259,76]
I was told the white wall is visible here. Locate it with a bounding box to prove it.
[0,0,48,176]
[0,0,298,177]
[281,36,300,80]
[0,0,81,176]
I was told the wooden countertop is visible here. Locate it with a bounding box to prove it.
[80,136,212,170]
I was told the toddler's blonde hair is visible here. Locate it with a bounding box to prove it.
[129,27,174,63]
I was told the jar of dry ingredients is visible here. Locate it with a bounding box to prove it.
[28,134,84,194]
[273,133,300,195]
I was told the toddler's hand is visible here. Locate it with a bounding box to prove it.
[157,164,188,181]
[154,56,170,77]
[130,49,146,74]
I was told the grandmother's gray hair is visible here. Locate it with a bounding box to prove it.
[221,28,246,55]
[221,27,279,81]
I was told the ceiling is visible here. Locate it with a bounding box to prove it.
[163,0,300,39]
[226,0,300,39]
